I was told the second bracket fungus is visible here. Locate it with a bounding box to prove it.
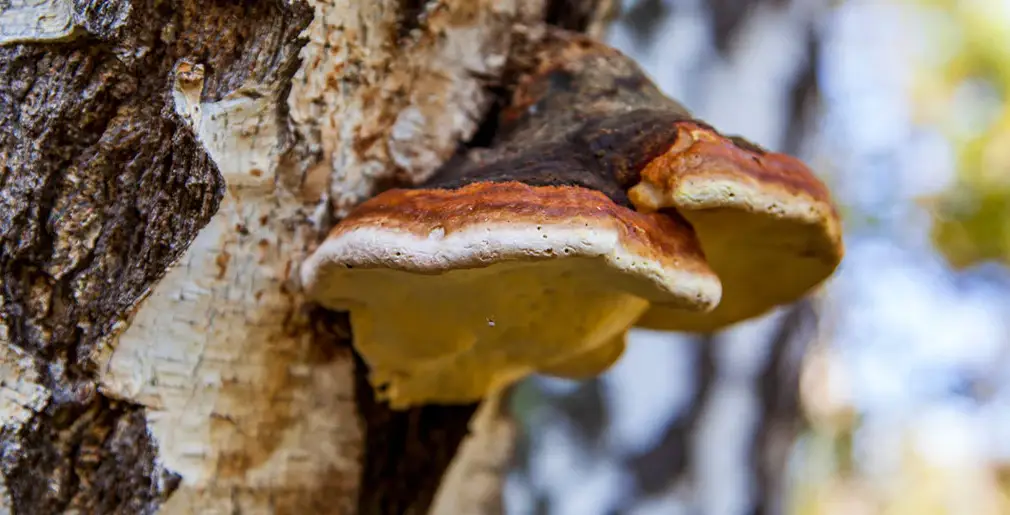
[301,30,843,408]
[629,125,843,332]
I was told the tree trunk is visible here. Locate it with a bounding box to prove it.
[0,1,612,513]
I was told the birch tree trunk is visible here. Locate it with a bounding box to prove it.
[0,1,613,513]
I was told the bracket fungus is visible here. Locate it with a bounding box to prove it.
[301,30,843,408]
[628,125,843,332]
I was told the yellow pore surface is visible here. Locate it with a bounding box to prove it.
[330,257,653,408]
[631,175,841,332]
[638,206,838,332]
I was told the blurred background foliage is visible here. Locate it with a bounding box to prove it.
[505,1,1010,514]
[919,0,1010,269]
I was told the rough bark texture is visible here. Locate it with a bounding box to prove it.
[0,0,294,511]
[1,0,612,513]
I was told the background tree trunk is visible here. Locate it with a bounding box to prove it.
[0,1,612,513]
[507,1,828,513]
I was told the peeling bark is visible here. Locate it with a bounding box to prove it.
[1,0,612,513]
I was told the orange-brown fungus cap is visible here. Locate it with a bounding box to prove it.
[301,181,721,408]
[630,122,844,332]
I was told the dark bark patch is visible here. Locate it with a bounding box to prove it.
[0,0,312,512]
[309,300,480,515]
[355,354,478,515]
[544,0,618,33]
[397,0,432,42]
[0,392,179,515]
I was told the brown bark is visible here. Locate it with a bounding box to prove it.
[0,0,612,513]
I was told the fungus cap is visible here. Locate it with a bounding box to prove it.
[301,181,721,408]
[629,122,844,332]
